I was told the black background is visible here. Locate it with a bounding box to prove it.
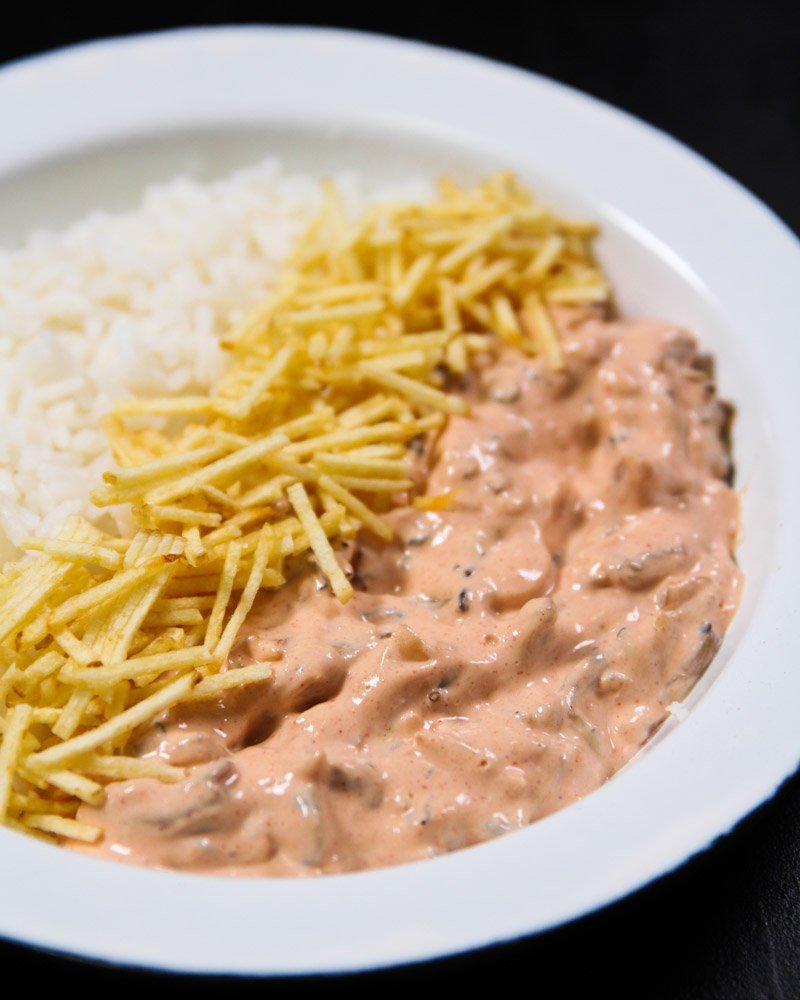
[1,3,798,996]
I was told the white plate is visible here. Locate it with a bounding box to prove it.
[0,26,798,976]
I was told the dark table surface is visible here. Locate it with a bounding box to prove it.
[1,4,798,996]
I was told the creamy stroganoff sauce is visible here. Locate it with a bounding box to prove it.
[76,308,741,875]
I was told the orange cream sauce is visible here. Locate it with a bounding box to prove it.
[76,309,741,875]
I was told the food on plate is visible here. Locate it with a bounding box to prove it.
[0,166,741,873]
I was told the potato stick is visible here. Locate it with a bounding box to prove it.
[103,683,129,721]
[194,527,243,554]
[290,516,351,559]
[522,233,566,281]
[183,661,273,702]
[123,530,159,569]
[550,263,602,284]
[77,754,186,783]
[277,532,295,557]
[182,526,205,567]
[19,731,41,755]
[112,395,219,415]
[437,277,462,332]
[199,484,241,512]
[137,505,222,528]
[205,429,250,449]
[143,608,204,627]
[236,473,294,510]
[4,816,55,842]
[490,293,524,344]
[52,689,95,741]
[317,475,393,540]
[413,414,447,436]
[284,420,428,459]
[122,530,183,569]
[22,814,102,843]
[314,453,410,478]
[279,297,385,326]
[327,324,355,363]
[28,767,105,806]
[496,235,546,254]
[163,575,235,597]
[319,490,341,516]
[76,617,107,665]
[358,331,452,357]
[462,333,492,352]
[19,538,122,572]
[0,704,33,820]
[31,708,62,725]
[304,331,329,365]
[457,257,515,298]
[52,628,98,666]
[154,596,217,611]
[183,623,208,647]
[446,336,468,375]
[437,214,514,274]
[103,441,228,489]
[463,252,487,282]
[359,365,470,416]
[264,456,320,483]
[9,793,76,817]
[91,481,154,507]
[0,666,25,708]
[133,628,186,658]
[362,350,430,372]
[287,483,353,602]
[37,678,60,706]
[556,218,599,236]
[144,432,289,505]
[18,601,71,652]
[27,673,196,769]
[391,251,435,307]
[416,223,474,244]
[20,649,65,683]
[288,517,350,568]
[272,407,335,440]
[336,395,403,429]
[221,288,287,347]
[204,541,242,652]
[109,581,176,663]
[225,344,294,420]
[157,533,185,559]
[93,566,175,666]
[0,562,24,583]
[330,476,413,493]
[61,646,215,689]
[545,284,608,304]
[199,507,274,549]
[387,246,403,287]
[522,293,564,370]
[458,295,493,329]
[293,281,383,306]
[341,443,406,459]
[282,420,406,457]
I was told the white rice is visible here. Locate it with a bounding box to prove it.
[0,159,429,561]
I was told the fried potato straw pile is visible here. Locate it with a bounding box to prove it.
[0,172,609,843]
